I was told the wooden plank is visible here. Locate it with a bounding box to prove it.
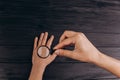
[44,63,118,80]
[0,63,118,80]
[0,63,31,80]
[0,0,120,80]
[1,0,120,46]
[1,0,120,33]
[0,46,120,63]
[0,30,120,47]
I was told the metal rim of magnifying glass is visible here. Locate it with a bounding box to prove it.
[37,45,50,59]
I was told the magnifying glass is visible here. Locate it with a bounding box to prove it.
[37,45,50,59]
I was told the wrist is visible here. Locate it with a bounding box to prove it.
[90,51,103,64]
[29,64,46,80]
[32,64,46,70]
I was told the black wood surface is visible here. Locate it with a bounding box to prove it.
[0,0,120,80]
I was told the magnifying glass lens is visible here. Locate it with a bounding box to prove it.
[37,46,49,58]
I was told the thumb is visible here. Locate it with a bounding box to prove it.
[49,53,57,61]
[54,49,73,58]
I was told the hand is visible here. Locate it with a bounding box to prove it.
[29,32,57,80]
[54,30,101,63]
[32,32,57,68]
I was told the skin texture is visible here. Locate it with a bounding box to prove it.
[29,30,120,80]
[54,30,100,63]
[54,30,120,78]
[29,32,57,80]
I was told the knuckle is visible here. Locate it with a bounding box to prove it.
[46,43,50,47]
[76,32,84,37]
[59,49,64,55]
[62,41,66,45]
[79,32,84,35]
[47,39,51,43]
[59,49,62,53]
[64,30,70,33]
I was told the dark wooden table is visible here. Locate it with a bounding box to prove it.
[0,0,120,80]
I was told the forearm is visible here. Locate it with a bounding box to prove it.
[92,52,120,77]
[29,65,46,80]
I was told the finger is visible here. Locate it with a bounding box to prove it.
[33,37,38,50]
[54,37,75,49]
[46,35,54,48]
[38,33,44,47]
[49,53,57,62]
[41,32,48,45]
[59,30,77,42]
[54,49,73,58]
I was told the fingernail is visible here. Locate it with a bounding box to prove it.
[51,35,54,37]
[41,33,44,36]
[35,37,38,40]
[55,50,59,55]
[53,46,57,49]
[53,47,56,49]
[45,32,48,34]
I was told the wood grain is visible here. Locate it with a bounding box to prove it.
[0,0,120,79]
